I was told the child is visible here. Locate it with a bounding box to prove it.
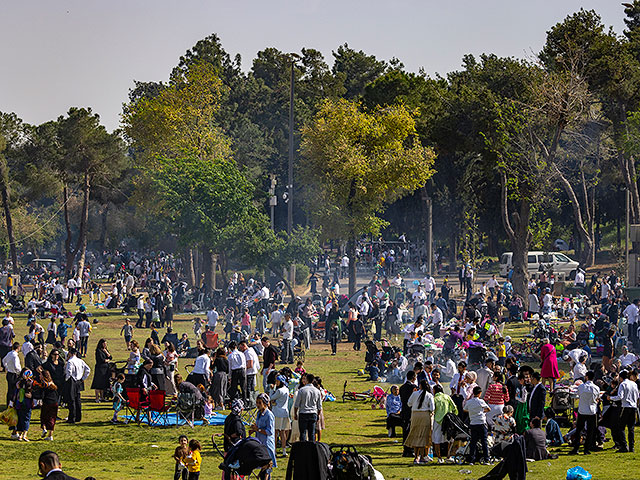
[329,321,339,355]
[183,439,202,480]
[294,360,306,376]
[496,337,506,367]
[150,325,160,346]
[463,385,490,465]
[544,407,563,446]
[203,395,214,418]
[492,405,517,444]
[173,435,189,480]
[120,319,133,350]
[111,373,126,424]
[193,317,203,339]
[57,317,70,343]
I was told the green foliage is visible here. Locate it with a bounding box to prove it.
[300,98,436,241]
[294,263,310,284]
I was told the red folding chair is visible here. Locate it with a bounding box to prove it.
[125,388,150,424]
[148,390,171,426]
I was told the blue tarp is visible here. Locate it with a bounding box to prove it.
[121,412,227,426]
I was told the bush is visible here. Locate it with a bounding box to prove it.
[295,263,310,285]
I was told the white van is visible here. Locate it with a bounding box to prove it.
[499,251,579,280]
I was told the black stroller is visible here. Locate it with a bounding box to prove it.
[467,345,487,371]
[364,340,380,364]
[441,412,471,464]
[215,437,273,480]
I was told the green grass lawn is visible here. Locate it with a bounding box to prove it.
[0,305,638,479]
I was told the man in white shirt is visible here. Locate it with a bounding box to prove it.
[464,385,491,464]
[486,275,499,300]
[65,347,91,423]
[280,313,294,364]
[623,299,640,348]
[206,306,219,330]
[2,342,21,409]
[340,255,349,279]
[403,318,423,354]
[239,340,260,405]
[609,369,640,452]
[571,370,600,455]
[618,345,638,368]
[293,373,323,442]
[601,280,610,303]
[67,277,77,303]
[574,269,585,288]
[228,341,247,401]
[77,316,91,358]
[428,303,443,339]
[391,274,403,287]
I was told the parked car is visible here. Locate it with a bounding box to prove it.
[499,251,579,279]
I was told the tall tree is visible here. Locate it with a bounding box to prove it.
[300,98,436,295]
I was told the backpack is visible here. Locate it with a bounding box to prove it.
[330,445,370,480]
[177,392,196,412]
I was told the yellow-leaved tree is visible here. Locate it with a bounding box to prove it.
[300,98,436,295]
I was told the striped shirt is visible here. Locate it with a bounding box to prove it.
[484,382,510,405]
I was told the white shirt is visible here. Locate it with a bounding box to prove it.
[65,355,91,381]
[619,352,638,367]
[340,256,349,268]
[574,271,585,285]
[601,282,610,299]
[67,278,77,289]
[576,380,600,415]
[464,397,489,425]
[228,349,246,371]
[610,379,640,408]
[429,307,443,326]
[624,304,639,325]
[2,350,21,374]
[542,293,553,308]
[486,278,499,288]
[528,294,539,313]
[206,309,219,328]
[407,389,435,412]
[281,319,294,340]
[573,363,588,380]
[137,297,145,310]
[22,341,34,357]
[392,276,402,287]
[566,348,588,365]
[192,353,211,378]
[244,347,260,375]
[271,310,283,326]
[412,290,426,303]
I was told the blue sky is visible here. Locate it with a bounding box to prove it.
[0,1,628,131]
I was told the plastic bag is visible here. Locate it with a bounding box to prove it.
[567,466,592,480]
[0,407,18,427]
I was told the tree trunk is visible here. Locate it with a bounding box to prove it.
[75,173,91,280]
[63,185,75,278]
[347,237,357,297]
[269,265,295,298]
[0,159,18,274]
[187,248,196,287]
[99,203,109,250]
[203,248,216,294]
[210,252,217,290]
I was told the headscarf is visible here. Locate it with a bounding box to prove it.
[276,375,288,386]
[257,393,270,406]
[231,399,244,415]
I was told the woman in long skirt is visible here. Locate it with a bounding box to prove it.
[36,370,58,440]
[404,380,435,465]
[514,373,530,434]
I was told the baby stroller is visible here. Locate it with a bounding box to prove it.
[508,298,523,322]
[467,345,487,371]
[441,413,471,464]
[407,343,426,361]
[550,386,574,426]
[380,343,398,362]
[121,295,137,314]
[364,340,380,364]
[215,437,273,480]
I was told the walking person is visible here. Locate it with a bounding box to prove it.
[13,368,35,441]
[2,341,21,407]
[211,348,229,410]
[405,379,434,465]
[271,374,291,456]
[35,370,59,440]
[608,369,639,453]
[293,373,323,442]
[251,393,277,471]
[228,342,247,401]
[64,347,91,424]
[76,314,91,358]
[280,314,294,364]
[570,370,600,455]
[91,339,112,402]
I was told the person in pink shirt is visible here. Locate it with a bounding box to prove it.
[241,308,252,337]
[540,338,560,388]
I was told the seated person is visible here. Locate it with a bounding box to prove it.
[544,408,563,446]
[524,417,558,460]
[386,360,403,384]
[367,362,380,381]
[492,405,517,450]
[177,333,191,353]
[385,385,403,437]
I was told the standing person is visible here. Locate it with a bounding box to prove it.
[271,375,291,456]
[293,373,323,442]
[135,294,145,328]
[432,384,457,463]
[329,321,339,356]
[173,435,189,480]
[608,369,639,453]
[120,319,134,350]
[183,439,202,480]
[64,347,91,424]
[76,314,91,358]
[211,348,229,410]
[539,338,560,389]
[528,372,546,422]
[13,368,35,441]
[35,369,59,440]
[111,373,126,424]
[485,372,510,426]
[352,314,364,351]
[239,340,260,406]
[91,339,112,402]
[464,386,491,465]
[399,370,417,457]
[429,303,443,339]
[148,344,166,392]
[261,337,279,392]
[187,347,211,389]
[43,349,65,395]
[405,380,434,465]
[2,341,21,407]
[602,329,616,372]
[241,308,252,337]
[251,392,277,470]
[571,370,600,455]
[228,342,247,401]
[0,319,15,367]
[223,399,246,453]
[280,314,294,364]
